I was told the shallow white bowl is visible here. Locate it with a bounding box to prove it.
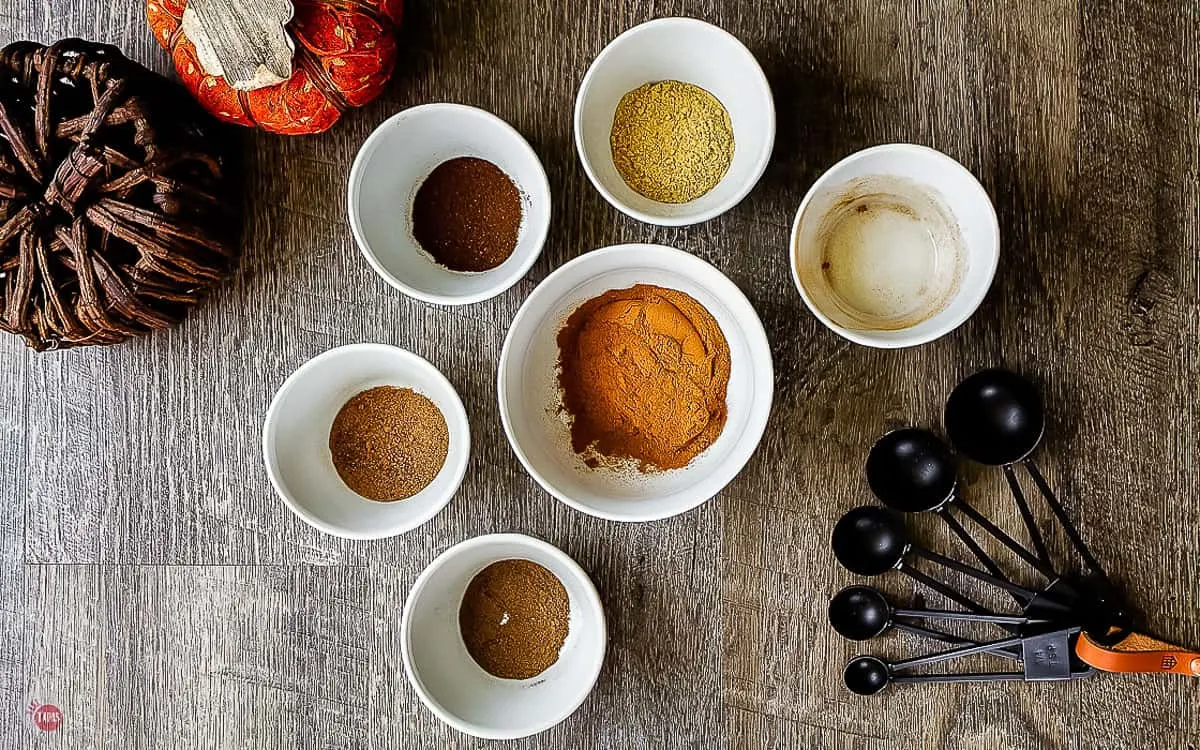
[498,244,774,522]
[262,343,470,539]
[789,143,1000,348]
[401,533,606,739]
[574,17,776,226]
[347,103,551,305]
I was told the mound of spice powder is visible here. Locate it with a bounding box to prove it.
[412,156,524,272]
[610,80,735,204]
[328,386,449,502]
[556,284,732,471]
[459,559,570,680]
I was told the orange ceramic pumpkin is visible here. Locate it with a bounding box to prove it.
[147,0,403,134]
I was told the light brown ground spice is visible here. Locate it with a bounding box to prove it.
[610,80,735,203]
[459,559,570,680]
[328,386,449,502]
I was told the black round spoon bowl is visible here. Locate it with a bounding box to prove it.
[844,655,891,695]
[866,428,958,512]
[831,507,909,576]
[829,585,892,640]
[945,368,1045,466]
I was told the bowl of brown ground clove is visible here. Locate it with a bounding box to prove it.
[262,343,470,539]
[574,17,776,226]
[348,103,551,305]
[498,244,775,522]
[401,533,606,740]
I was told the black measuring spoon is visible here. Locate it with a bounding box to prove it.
[831,507,1064,613]
[830,585,1046,638]
[866,428,1059,581]
[945,368,1107,580]
[842,626,1090,695]
[844,654,1028,696]
[828,585,1025,657]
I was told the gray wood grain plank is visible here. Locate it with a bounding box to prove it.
[22,565,373,749]
[0,338,27,750]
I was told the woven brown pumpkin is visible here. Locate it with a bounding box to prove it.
[0,39,239,351]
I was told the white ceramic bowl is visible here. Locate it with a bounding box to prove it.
[497,244,774,522]
[347,103,551,305]
[401,533,607,739]
[262,343,470,539]
[789,143,1000,348]
[574,17,775,226]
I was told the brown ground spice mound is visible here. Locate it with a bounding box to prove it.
[459,559,570,680]
[328,386,449,502]
[411,156,523,272]
[556,284,731,471]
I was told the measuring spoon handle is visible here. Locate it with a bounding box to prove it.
[912,546,1040,599]
[893,671,1026,685]
[1024,460,1108,579]
[893,607,1036,625]
[892,622,1022,660]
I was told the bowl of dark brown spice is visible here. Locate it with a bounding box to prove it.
[348,103,551,305]
[401,533,606,739]
[498,244,774,522]
[575,18,775,226]
[262,343,470,539]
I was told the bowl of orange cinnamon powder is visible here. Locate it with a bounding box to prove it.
[498,244,774,521]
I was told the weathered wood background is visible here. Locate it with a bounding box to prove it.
[1,1,1197,748]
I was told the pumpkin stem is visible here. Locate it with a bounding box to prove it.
[183,0,296,91]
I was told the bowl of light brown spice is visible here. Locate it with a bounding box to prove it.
[401,533,606,739]
[262,343,470,539]
[574,17,775,226]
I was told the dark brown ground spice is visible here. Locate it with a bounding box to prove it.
[459,559,570,680]
[328,386,449,502]
[411,156,524,272]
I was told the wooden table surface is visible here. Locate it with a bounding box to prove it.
[2,1,1197,748]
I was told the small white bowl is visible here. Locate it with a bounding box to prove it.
[789,143,1000,348]
[497,244,774,522]
[262,343,470,539]
[574,17,775,226]
[401,533,607,740]
[347,103,551,305]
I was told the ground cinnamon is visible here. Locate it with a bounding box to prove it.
[556,284,731,471]
[459,559,570,680]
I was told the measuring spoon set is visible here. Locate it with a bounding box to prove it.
[830,368,1200,695]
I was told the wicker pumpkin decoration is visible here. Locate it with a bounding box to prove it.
[147,0,404,135]
[0,39,238,351]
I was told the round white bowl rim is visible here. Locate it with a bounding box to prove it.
[261,342,471,539]
[497,243,775,521]
[573,17,776,227]
[347,103,552,306]
[400,532,608,740]
[787,142,1000,348]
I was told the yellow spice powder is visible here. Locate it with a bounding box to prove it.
[609,80,735,204]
